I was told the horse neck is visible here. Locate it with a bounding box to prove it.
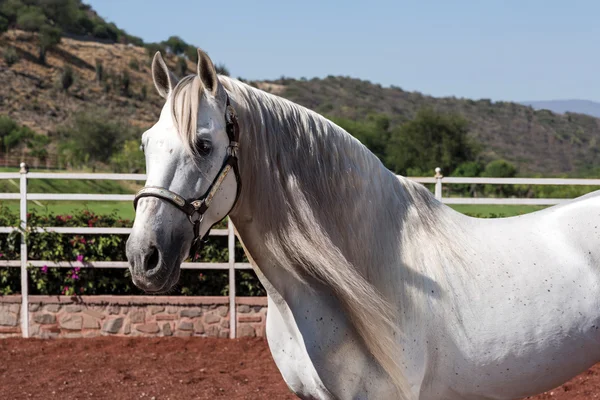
[225,77,450,295]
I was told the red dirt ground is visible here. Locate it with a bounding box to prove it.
[0,337,599,400]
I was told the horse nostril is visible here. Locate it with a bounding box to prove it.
[146,246,160,273]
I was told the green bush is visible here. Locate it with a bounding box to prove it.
[128,58,139,71]
[56,109,140,167]
[38,24,61,64]
[0,15,9,34]
[16,6,46,32]
[3,47,19,66]
[109,139,145,173]
[175,56,187,77]
[0,207,264,297]
[60,65,74,91]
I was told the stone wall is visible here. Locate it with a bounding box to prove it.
[0,296,267,339]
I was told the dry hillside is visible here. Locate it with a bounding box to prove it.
[1,29,600,174]
[0,30,180,135]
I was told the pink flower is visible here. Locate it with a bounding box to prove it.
[41,265,48,274]
[76,254,84,262]
[0,253,3,258]
[62,286,70,295]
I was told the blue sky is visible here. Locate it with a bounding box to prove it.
[85,0,600,102]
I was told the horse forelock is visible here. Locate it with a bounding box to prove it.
[169,74,203,157]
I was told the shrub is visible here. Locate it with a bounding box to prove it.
[116,70,130,97]
[16,6,46,32]
[215,63,230,76]
[109,139,145,173]
[175,56,187,77]
[60,65,74,91]
[0,207,264,297]
[128,58,139,71]
[3,47,19,66]
[95,59,103,82]
[0,15,9,34]
[56,109,140,167]
[38,24,62,64]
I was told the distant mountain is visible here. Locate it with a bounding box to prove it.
[520,100,600,118]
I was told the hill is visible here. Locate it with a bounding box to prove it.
[520,100,600,119]
[1,27,600,175]
[260,77,600,175]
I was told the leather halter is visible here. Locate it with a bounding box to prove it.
[133,94,241,260]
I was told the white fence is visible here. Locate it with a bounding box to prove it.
[2,164,600,338]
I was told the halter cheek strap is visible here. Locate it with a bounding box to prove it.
[133,94,241,260]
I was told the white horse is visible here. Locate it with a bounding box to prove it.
[125,49,600,400]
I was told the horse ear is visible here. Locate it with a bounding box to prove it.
[197,48,219,95]
[151,51,179,98]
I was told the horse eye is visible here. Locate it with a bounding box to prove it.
[195,139,212,156]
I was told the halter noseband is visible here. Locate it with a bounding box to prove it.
[132,94,241,260]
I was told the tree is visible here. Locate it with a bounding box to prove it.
[110,139,145,173]
[482,159,518,197]
[385,108,479,176]
[0,0,25,24]
[176,56,187,77]
[56,110,140,167]
[0,15,9,34]
[215,63,229,76]
[482,159,517,178]
[331,114,391,162]
[16,6,46,31]
[38,25,61,63]
[60,65,74,91]
[38,0,78,31]
[164,36,187,55]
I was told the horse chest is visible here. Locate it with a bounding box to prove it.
[264,295,398,400]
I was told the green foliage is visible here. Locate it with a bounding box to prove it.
[175,56,187,77]
[0,207,264,296]
[95,59,103,82]
[330,114,391,162]
[452,161,484,177]
[164,35,187,55]
[128,58,139,71]
[215,63,230,76]
[482,159,518,178]
[38,24,61,63]
[110,139,145,173]
[56,109,140,167]
[117,70,131,97]
[0,115,48,156]
[16,6,46,32]
[25,134,50,161]
[59,65,74,91]
[481,159,518,197]
[0,15,9,33]
[385,108,479,176]
[0,0,25,23]
[139,85,147,101]
[3,47,19,65]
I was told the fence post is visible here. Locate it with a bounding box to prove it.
[434,167,443,201]
[19,162,29,338]
[228,218,236,339]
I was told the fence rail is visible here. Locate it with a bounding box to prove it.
[2,164,600,338]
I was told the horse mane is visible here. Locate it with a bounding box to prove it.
[170,73,458,398]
